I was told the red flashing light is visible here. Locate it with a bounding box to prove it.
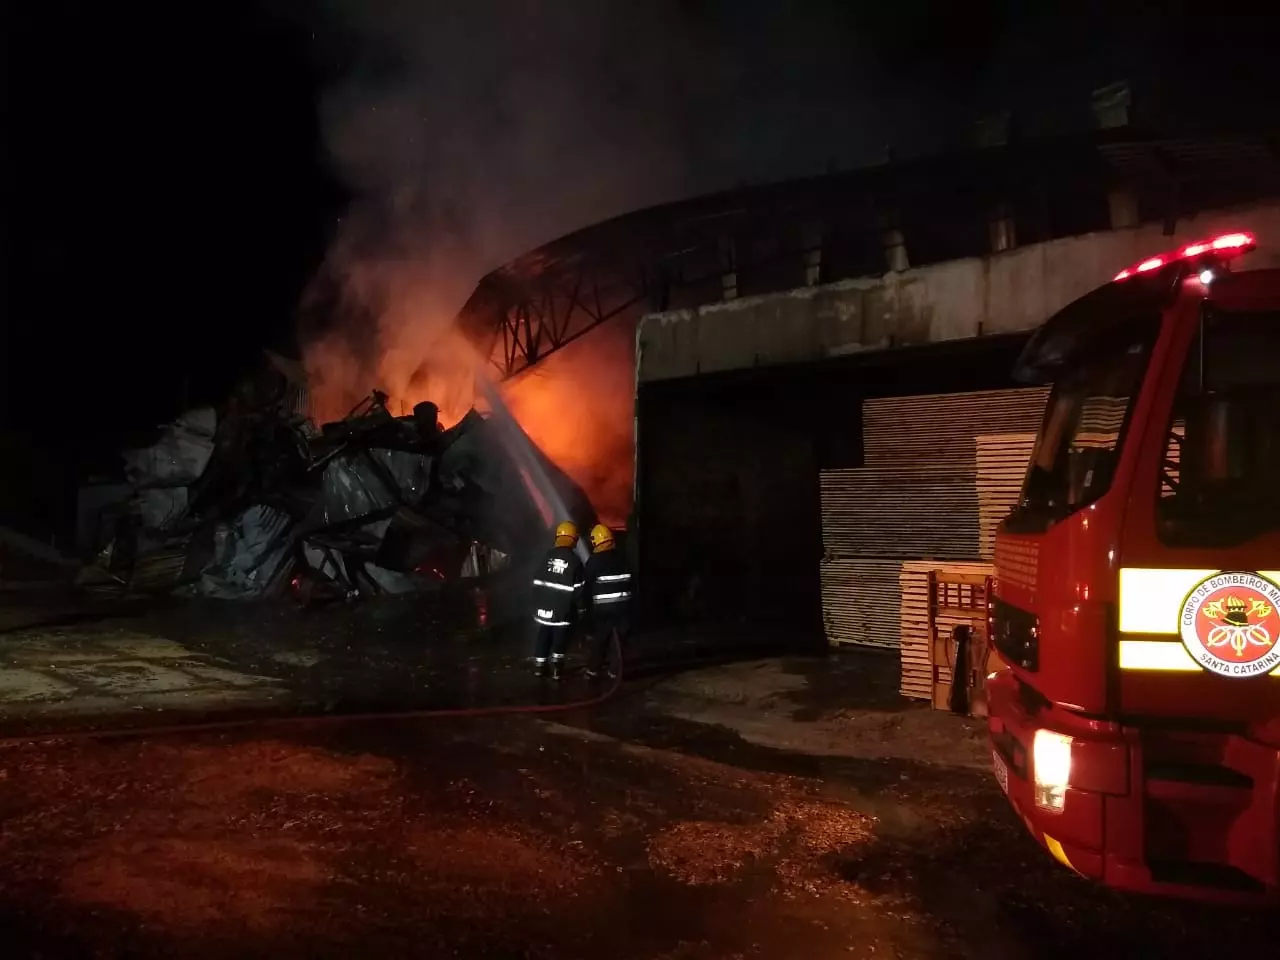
[1211,232,1253,250]
[1113,231,1256,282]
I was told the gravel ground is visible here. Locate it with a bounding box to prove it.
[0,716,931,959]
[2,697,1278,959]
[1,606,1277,958]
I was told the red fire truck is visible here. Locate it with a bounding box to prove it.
[987,229,1280,903]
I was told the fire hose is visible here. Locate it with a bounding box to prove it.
[0,633,624,747]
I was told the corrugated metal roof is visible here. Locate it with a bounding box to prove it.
[1099,135,1279,175]
[469,131,1277,292]
[459,130,1280,378]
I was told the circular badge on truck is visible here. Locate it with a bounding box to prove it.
[1179,572,1280,678]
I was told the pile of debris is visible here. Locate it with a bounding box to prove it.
[75,357,595,605]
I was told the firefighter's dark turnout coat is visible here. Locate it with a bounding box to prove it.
[531,545,584,627]
[583,548,632,626]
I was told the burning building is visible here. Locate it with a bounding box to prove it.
[160,110,1272,646]
[74,352,596,609]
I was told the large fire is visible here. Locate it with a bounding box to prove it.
[303,321,635,528]
[501,330,635,527]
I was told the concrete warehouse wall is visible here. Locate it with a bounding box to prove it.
[637,199,1280,383]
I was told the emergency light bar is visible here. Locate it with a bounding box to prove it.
[1113,231,1256,281]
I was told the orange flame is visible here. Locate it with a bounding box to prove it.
[502,330,635,527]
[303,319,634,527]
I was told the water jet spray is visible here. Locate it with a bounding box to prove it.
[473,371,591,564]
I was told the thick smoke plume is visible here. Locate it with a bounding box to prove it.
[297,1,706,525]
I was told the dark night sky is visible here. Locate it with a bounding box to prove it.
[4,5,335,425]
[0,1,1274,535]
[2,2,342,533]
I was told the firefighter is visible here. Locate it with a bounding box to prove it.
[531,520,584,680]
[582,524,632,681]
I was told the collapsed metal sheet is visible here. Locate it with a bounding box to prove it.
[195,504,293,599]
[88,376,597,604]
[317,448,431,527]
[122,408,217,489]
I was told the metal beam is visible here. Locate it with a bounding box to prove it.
[479,258,656,381]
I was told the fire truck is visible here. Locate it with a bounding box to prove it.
[987,229,1280,903]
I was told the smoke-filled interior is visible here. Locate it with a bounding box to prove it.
[291,3,701,533]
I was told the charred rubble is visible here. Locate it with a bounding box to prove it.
[77,357,596,605]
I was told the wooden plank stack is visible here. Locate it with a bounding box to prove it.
[819,463,979,561]
[975,432,1037,558]
[863,388,1049,462]
[820,558,902,648]
[815,386,1051,702]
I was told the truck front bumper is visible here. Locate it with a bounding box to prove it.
[987,671,1280,905]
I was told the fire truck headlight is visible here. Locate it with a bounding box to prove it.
[1032,729,1073,812]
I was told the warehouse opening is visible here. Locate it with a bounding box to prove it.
[634,332,1034,656]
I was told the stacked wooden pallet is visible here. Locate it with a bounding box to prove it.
[899,560,994,700]
[898,563,936,700]
[975,432,1036,558]
[820,558,902,648]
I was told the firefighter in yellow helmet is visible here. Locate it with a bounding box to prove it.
[581,523,632,682]
[530,520,584,679]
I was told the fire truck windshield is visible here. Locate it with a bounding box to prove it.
[1157,306,1280,547]
[1006,313,1161,533]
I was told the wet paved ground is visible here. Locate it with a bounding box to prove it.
[0,627,285,720]
[1,598,1278,957]
[0,590,790,733]
[0,588,532,732]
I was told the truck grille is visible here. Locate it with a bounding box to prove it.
[991,597,1039,672]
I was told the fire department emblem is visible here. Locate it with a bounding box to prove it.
[1179,572,1280,678]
